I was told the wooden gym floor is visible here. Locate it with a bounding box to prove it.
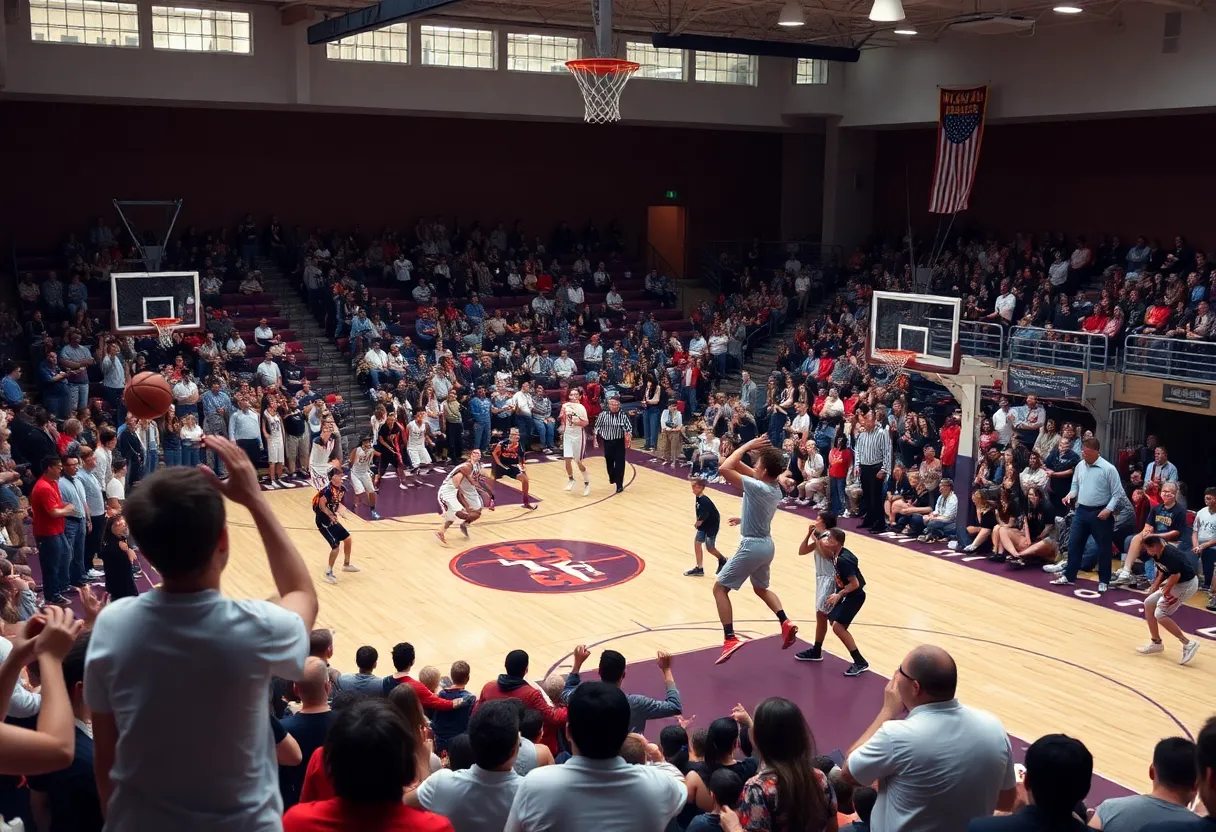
[220,453,1215,794]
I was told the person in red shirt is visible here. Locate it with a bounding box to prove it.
[474,649,553,720]
[283,699,453,832]
[382,643,468,715]
[940,408,962,479]
[31,455,76,606]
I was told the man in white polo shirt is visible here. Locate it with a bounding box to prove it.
[505,682,684,832]
[583,334,604,375]
[844,645,1017,832]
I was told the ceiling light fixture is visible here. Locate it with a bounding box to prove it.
[869,0,906,22]
[893,26,918,33]
[1052,4,1083,11]
[778,1,806,26]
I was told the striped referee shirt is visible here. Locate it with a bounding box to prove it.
[854,426,891,475]
[594,409,633,441]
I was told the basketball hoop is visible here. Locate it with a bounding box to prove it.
[873,348,918,378]
[147,317,181,348]
[566,58,640,124]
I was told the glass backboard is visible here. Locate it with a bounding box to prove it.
[866,290,962,376]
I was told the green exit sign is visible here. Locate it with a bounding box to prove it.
[664,190,679,200]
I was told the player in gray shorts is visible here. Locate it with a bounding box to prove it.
[713,436,799,665]
[794,511,839,662]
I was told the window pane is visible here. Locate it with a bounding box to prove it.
[147,6,250,53]
[506,32,580,73]
[29,0,139,47]
[420,24,495,69]
[796,58,828,85]
[626,41,684,81]
[327,21,410,64]
[694,51,756,85]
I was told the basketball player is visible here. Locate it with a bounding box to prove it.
[808,527,869,676]
[308,417,340,490]
[561,387,591,496]
[348,435,380,520]
[795,510,838,662]
[435,448,495,544]
[407,409,436,477]
[375,410,410,490]
[488,427,537,511]
[714,435,798,665]
[313,467,359,584]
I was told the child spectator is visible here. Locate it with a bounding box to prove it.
[687,478,726,577]
[687,769,744,832]
[828,435,853,516]
[432,660,476,753]
[100,514,138,600]
[842,787,877,832]
[105,457,126,504]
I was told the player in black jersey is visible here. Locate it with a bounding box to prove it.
[375,411,410,490]
[313,468,359,584]
[487,427,537,511]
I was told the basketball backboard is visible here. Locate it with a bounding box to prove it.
[866,290,962,376]
[110,271,202,335]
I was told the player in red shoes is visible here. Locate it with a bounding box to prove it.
[713,436,799,664]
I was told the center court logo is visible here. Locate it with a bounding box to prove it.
[449,539,645,594]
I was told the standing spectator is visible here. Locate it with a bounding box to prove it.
[58,330,94,412]
[283,699,454,832]
[337,646,384,696]
[78,446,107,577]
[1011,395,1046,448]
[1193,487,1216,610]
[117,414,145,489]
[201,379,233,476]
[1091,737,1197,832]
[562,646,682,735]
[408,699,523,832]
[59,453,97,592]
[229,395,263,466]
[27,633,104,832]
[85,438,318,831]
[172,370,201,422]
[854,405,892,534]
[1056,438,1124,592]
[256,356,282,391]
[658,402,684,465]
[33,455,76,607]
[280,657,334,810]
[39,351,71,420]
[504,682,685,832]
[844,645,1017,832]
[965,734,1091,832]
[1140,717,1215,832]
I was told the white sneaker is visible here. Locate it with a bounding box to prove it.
[565,480,575,491]
[86,568,104,579]
[324,570,337,584]
[1136,641,1164,655]
[1180,641,1200,665]
[946,541,959,550]
[583,484,591,497]
[342,564,361,573]
[1043,562,1066,574]
[399,482,409,490]
[1097,582,1109,593]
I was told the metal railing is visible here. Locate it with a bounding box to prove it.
[1008,326,1112,371]
[1122,333,1216,383]
[925,317,1006,363]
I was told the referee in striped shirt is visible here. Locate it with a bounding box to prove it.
[593,396,633,493]
[853,404,892,533]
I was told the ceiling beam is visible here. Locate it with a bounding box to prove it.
[307,0,466,43]
[652,32,861,60]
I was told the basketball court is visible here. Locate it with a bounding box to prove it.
[196,289,1215,798]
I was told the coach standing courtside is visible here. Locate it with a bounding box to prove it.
[1053,437,1124,593]
[594,396,632,494]
[853,405,891,534]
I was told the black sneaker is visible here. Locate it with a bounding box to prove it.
[715,558,727,575]
[795,646,823,662]
[684,566,704,576]
[987,553,1007,563]
[844,660,870,677]
[615,485,623,493]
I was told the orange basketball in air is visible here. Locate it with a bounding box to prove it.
[123,372,174,420]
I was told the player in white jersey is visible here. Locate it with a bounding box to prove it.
[794,510,839,662]
[560,387,591,496]
[407,410,435,475]
[348,435,380,520]
[436,449,494,544]
[308,418,341,490]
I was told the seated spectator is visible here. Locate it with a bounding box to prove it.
[1140,716,1214,832]
[504,681,685,831]
[84,438,317,830]
[408,698,522,832]
[845,645,1017,829]
[562,646,682,734]
[239,271,264,295]
[911,478,958,543]
[337,645,384,695]
[283,699,455,832]
[254,318,274,349]
[476,649,551,717]
[686,714,760,813]
[843,787,877,832]
[383,642,468,714]
[966,734,1092,832]
[1091,737,1197,832]
[688,768,744,832]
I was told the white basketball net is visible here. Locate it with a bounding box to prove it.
[567,59,640,124]
[149,318,180,348]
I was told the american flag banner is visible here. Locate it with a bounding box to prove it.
[929,85,988,214]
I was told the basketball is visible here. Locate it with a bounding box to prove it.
[122,371,174,419]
